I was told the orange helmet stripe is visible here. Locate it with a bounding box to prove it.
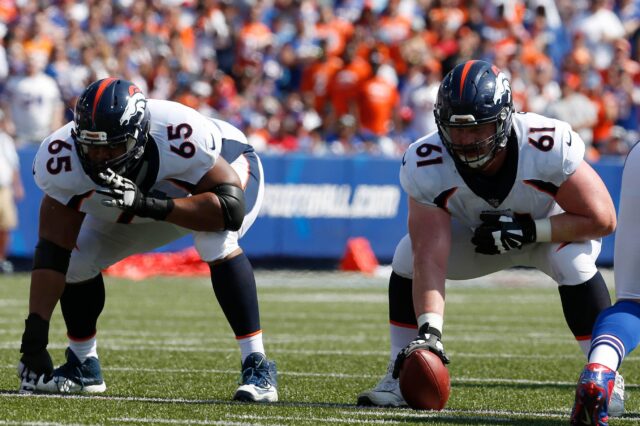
[92,78,118,122]
[459,60,477,98]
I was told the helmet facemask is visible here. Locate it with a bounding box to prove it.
[434,61,515,171]
[72,78,150,183]
[73,127,146,181]
[438,107,511,169]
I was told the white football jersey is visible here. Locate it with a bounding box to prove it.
[400,112,585,228]
[33,99,226,223]
[5,73,62,145]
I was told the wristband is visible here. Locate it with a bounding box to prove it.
[534,218,552,242]
[139,198,175,220]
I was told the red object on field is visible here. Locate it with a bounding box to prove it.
[104,247,209,280]
[399,349,451,410]
[339,237,378,274]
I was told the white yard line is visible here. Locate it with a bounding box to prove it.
[0,344,607,360]
[2,371,638,388]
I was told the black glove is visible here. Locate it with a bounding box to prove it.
[392,324,450,379]
[471,212,536,255]
[19,313,53,376]
[96,169,174,220]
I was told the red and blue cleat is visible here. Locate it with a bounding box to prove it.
[570,363,616,425]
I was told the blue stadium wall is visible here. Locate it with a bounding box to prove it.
[10,146,625,265]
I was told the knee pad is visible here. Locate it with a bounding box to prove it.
[391,235,413,279]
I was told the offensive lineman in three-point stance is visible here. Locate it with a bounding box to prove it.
[17,78,278,402]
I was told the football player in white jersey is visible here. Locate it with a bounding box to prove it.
[356,60,623,415]
[570,142,640,425]
[17,78,278,402]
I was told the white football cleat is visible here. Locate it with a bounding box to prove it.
[357,362,407,407]
[19,349,106,394]
[609,372,625,417]
[17,361,44,394]
[233,352,278,403]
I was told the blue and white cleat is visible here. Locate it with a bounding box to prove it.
[233,352,278,402]
[35,348,106,393]
[571,363,616,426]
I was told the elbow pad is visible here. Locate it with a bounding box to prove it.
[213,183,245,231]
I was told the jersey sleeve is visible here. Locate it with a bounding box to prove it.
[171,124,221,184]
[33,124,95,206]
[399,137,446,207]
[561,129,585,176]
[149,100,222,185]
[537,121,585,186]
[521,114,586,187]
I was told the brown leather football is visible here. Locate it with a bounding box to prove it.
[398,349,451,410]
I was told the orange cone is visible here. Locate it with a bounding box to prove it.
[340,237,379,274]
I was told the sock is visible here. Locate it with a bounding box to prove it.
[390,323,417,364]
[558,272,611,356]
[61,274,105,339]
[577,339,591,358]
[209,253,261,337]
[388,272,417,327]
[388,271,417,367]
[589,345,621,372]
[68,336,98,363]
[238,332,265,363]
[588,300,640,370]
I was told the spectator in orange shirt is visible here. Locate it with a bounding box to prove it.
[355,50,400,138]
[326,41,372,134]
[300,40,343,116]
[315,5,354,58]
[587,74,619,154]
[238,6,273,67]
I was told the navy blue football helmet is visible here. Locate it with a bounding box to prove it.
[72,78,150,181]
[434,60,514,169]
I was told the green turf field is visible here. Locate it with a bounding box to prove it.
[0,268,637,425]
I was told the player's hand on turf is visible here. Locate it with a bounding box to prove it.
[18,348,53,392]
[19,348,53,376]
[392,324,450,379]
[97,168,174,220]
[471,212,536,255]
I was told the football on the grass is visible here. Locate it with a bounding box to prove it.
[398,349,450,410]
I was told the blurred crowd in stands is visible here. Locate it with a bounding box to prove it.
[0,0,638,160]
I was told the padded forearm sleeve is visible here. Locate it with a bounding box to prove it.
[213,184,246,231]
[137,197,175,220]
